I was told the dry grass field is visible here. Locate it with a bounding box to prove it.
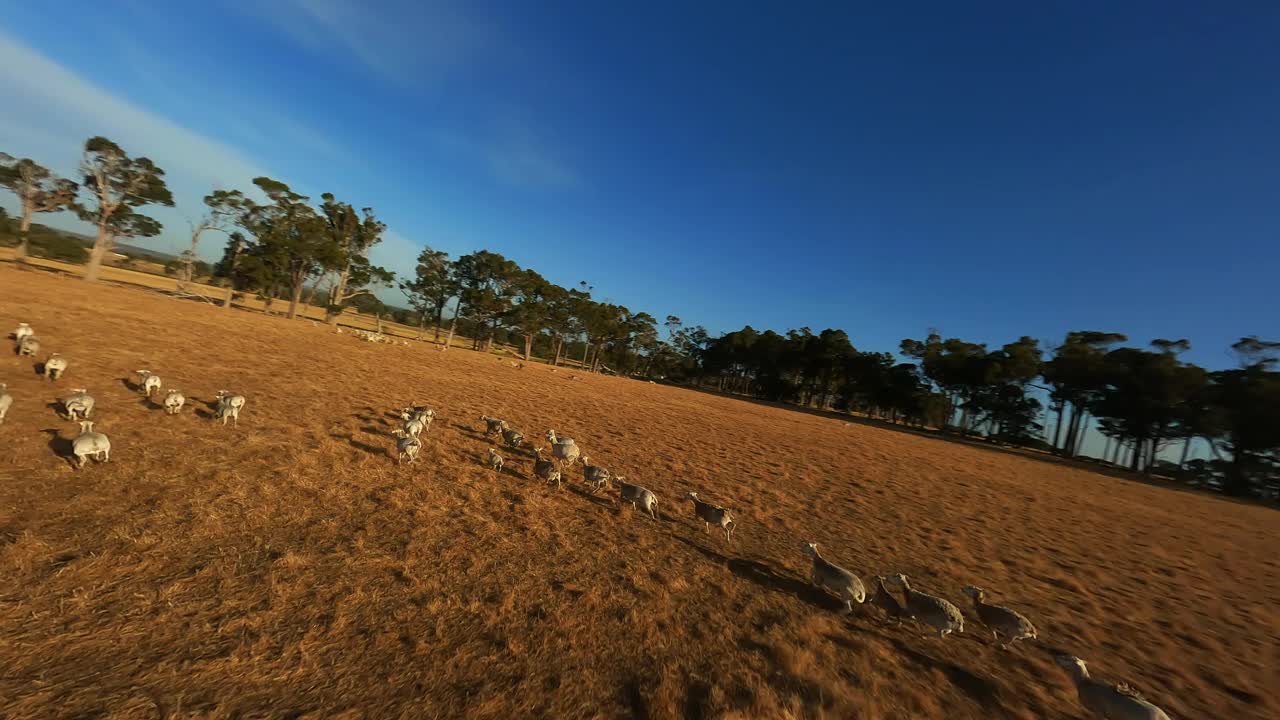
[1,265,1277,720]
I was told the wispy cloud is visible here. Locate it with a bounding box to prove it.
[0,30,269,254]
[244,0,498,86]
[432,119,582,191]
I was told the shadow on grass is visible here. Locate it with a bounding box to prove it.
[671,535,845,612]
[331,431,390,459]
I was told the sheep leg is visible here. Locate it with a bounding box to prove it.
[76,454,86,469]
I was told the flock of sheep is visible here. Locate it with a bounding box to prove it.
[3,319,1176,719]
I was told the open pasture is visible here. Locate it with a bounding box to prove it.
[1,267,1276,719]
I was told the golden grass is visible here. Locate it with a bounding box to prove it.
[0,265,1276,719]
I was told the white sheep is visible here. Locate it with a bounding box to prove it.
[12,323,34,343]
[71,420,111,468]
[803,542,866,613]
[0,384,12,424]
[61,389,95,421]
[614,477,659,520]
[1055,655,1172,720]
[486,448,504,473]
[43,353,68,381]
[214,390,246,426]
[134,369,162,397]
[687,492,736,542]
[163,389,186,415]
[393,429,422,464]
[888,574,964,638]
[18,335,40,357]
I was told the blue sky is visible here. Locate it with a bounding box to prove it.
[2,1,1278,372]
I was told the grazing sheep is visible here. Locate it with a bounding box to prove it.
[581,455,611,493]
[480,415,508,437]
[687,492,736,541]
[392,429,422,464]
[803,543,866,613]
[61,389,95,421]
[0,384,12,424]
[887,574,964,638]
[1054,655,1172,720]
[135,369,162,397]
[18,335,40,357]
[486,448,504,473]
[42,353,68,381]
[12,323,34,343]
[214,390,246,426]
[532,447,564,488]
[962,585,1038,649]
[502,428,525,450]
[71,421,111,468]
[614,477,659,520]
[869,575,904,625]
[553,439,581,466]
[163,389,186,415]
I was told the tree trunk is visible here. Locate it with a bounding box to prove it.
[1060,403,1078,457]
[326,264,352,324]
[1051,401,1065,450]
[553,336,563,366]
[433,304,444,342]
[523,333,533,361]
[287,277,305,319]
[1073,412,1089,456]
[1178,437,1193,469]
[417,313,427,340]
[1102,435,1111,462]
[442,300,461,351]
[1130,438,1143,472]
[14,208,32,265]
[224,284,235,310]
[83,226,112,282]
[582,337,591,367]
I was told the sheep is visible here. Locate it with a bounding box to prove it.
[545,430,582,466]
[887,574,964,638]
[0,384,12,424]
[71,421,111,468]
[163,389,186,415]
[43,353,68,381]
[581,455,611,493]
[402,415,427,439]
[392,429,422,464]
[134,369,162,397]
[502,428,525,450]
[802,543,866,613]
[18,335,40,357]
[869,575,904,625]
[401,406,436,430]
[961,585,1038,649]
[486,448,504,473]
[61,389,95,421]
[686,492,736,541]
[614,477,659,520]
[1054,655,1172,720]
[480,415,508,437]
[214,390,246,426]
[532,447,564,488]
[12,323,33,343]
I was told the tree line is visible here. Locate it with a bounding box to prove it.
[4,139,1277,499]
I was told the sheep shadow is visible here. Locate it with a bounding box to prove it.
[119,377,143,393]
[44,401,71,420]
[890,638,1001,709]
[621,678,650,720]
[330,431,390,459]
[673,536,845,612]
[31,361,46,377]
[568,485,615,510]
[40,428,76,468]
[193,397,220,420]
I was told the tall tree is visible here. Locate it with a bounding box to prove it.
[180,189,246,293]
[0,153,79,265]
[319,194,393,324]
[507,269,554,361]
[1043,331,1128,457]
[453,250,520,351]
[1206,337,1280,496]
[239,177,332,319]
[400,246,456,341]
[77,137,174,282]
[212,231,251,310]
